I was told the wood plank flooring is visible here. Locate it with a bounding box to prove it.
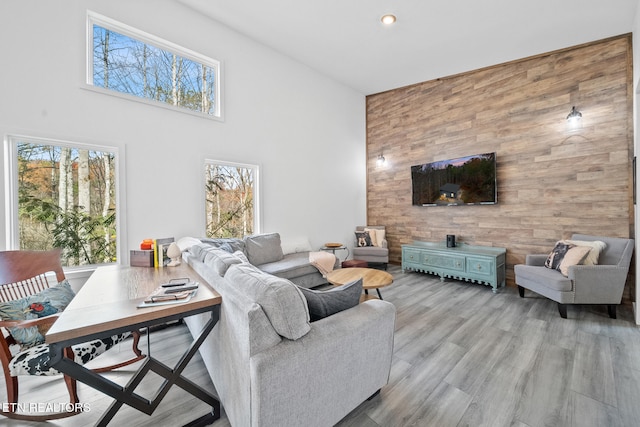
[2,264,640,427]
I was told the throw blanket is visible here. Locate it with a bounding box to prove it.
[309,251,336,277]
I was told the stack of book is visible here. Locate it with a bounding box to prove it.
[154,237,175,268]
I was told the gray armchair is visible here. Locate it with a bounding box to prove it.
[514,234,634,319]
[353,226,389,270]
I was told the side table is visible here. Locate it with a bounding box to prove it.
[320,244,350,262]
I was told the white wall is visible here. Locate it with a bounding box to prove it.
[0,0,366,266]
[633,0,640,325]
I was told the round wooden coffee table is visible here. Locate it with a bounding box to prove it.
[327,267,393,301]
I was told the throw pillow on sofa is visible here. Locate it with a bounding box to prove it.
[200,237,245,253]
[202,246,244,276]
[244,233,284,265]
[225,263,310,340]
[297,279,363,321]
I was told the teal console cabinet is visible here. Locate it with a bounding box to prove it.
[402,241,506,292]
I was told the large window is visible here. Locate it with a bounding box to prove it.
[87,12,221,118]
[204,161,259,238]
[5,136,120,267]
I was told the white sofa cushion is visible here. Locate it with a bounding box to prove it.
[226,263,310,340]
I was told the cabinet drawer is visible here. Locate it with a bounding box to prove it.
[422,253,465,271]
[466,257,494,277]
[403,249,420,264]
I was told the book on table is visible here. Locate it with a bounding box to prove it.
[138,282,199,308]
[153,237,175,268]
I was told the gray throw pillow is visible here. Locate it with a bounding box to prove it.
[202,247,243,276]
[226,263,311,340]
[244,233,284,265]
[200,237,245,253]
[298,278,363,322]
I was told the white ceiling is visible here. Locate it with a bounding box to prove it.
[177,0,638,95]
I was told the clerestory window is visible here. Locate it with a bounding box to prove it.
[4,136,122,267]
[87,11,222,119]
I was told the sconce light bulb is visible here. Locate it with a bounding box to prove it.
[567,106,582,123]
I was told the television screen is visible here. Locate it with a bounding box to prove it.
[411,152,497,206]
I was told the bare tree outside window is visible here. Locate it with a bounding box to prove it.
[90,13,220,118]
[14,140,117,267]
[205,163,256,238]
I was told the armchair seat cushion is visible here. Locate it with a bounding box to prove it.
[352,246,389,264]
[352,246,388,257]
[9,333,130,377]
[514,264,573,292]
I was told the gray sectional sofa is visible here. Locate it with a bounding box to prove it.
[182,233,397,427]
[193,233,337,288]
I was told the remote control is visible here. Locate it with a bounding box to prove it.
[164,284,199,293]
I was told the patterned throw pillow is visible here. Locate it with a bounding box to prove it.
[544,242,591,276]
[545,242,572,270]
[0,279,76,349]
[355,231,373,247]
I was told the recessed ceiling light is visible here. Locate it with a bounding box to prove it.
[381,14,396,25]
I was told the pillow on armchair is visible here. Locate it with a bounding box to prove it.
[544,242,591,276]
[364,228,386,247]
[355,231,373,247]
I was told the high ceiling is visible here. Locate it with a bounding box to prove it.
[177,0,638,95]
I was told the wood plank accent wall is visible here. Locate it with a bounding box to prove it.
[366,34,634,289]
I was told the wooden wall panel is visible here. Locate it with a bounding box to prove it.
[366,35,634,289]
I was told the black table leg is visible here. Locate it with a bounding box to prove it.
[49,307,221,426]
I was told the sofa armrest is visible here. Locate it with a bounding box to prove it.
[525,254,547,266]
[568,264,629,304]
[249,300,396,427]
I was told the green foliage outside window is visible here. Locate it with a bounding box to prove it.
[16,142,117,267]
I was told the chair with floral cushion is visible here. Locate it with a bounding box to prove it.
[0,249,145,421]
[353,226,389,270]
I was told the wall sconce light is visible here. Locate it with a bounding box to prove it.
[376,154,386,166]
[566,106,582,123]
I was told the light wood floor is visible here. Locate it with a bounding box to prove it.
[2,264,640,427]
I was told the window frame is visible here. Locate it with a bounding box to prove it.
[3,134,127,270]
[86,11,223,120]
[203,159,261,238]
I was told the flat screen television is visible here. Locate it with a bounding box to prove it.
[411,152,497,206]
